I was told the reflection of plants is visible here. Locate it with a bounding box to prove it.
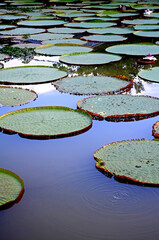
[0,46,35,63]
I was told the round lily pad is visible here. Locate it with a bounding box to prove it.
[87,27,133,35]
[52,75,133,95]
[0,168,24,209]
[0,86,37,107]
[121,19,159,25]
[48,27,86,34]
[0,27,45,36]
[35,43,92,56]
[134,24,159,31]
[0,66,68,85]
[60,52,122,66]
[138,67,159,83]
[77,95,159,120]
[81,34,127,42]
[106,43,159,56]
[17,19,67,28]
[29,33,73,41]
[0,106,92,139]
[94,140,159,186]
[133,31,159,38]
[152,121,159,138]
[64,21,117,28]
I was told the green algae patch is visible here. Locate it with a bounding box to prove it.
[152,121,159,138]
[94,140,159,186]
[0,168,24,209]
[0,86,37,107]
[35,43,92,56]
[60,52,122,66]
[138,67,159,83]
[77,95,159,120]
[106,43,159,56]
[0,66,68,85]
[0,106,92,139]
[53,75,133,95]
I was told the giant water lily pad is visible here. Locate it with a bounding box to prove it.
[35,43,92,56]
[0,66,67,85]
[77,95,159,120]
[106,43,159,56]
[64,21,117,28]
[152,121,159,138]
[87,27,133,35]
[94,140,159,186]
[0,86,37,107]
[0,25,17,31]
[138,67,159,83]
[0,27,45,36]
[52,75,133,95]
[134,25,159,31]
[0,106,92,139]
[48,27,86,34]
[43,38,86,45]
[121,19,159,25]
[0,168,24,209]
[60,52,122,65]
[74,16,119,22]
[29,33,73,41]
[81,34,127,42]
[133,31,159,38]
[17,19,67,27]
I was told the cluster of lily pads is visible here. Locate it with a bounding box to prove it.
[0,0,159,209]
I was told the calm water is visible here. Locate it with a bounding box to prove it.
[0,5,159,240]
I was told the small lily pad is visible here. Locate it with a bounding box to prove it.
[0,106,92,139]
[77,95,159,120]
[138,67,159,83]
[94,140,159,186]
[35,43,92,56]
[52,75,133,95]
[0,86,37,107]
[106,43,159,56]
[0,66,68,85]
[0,25,17,31]
[60,52,122,65]
[152,121,159,138]
[0,168,24,209]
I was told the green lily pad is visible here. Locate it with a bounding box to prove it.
[138,67,159,83]
[60,52,122,66]
[145,13,159,18]
[121,19,159,25]
[0,25,17,31]
[94,140,159,186]
[35,43,92,56]
[0,86,37,107]
[0,168,24,209]
[43,38,86,45]
[77,95,159,120]
[0,15,28,21]
[133,31,159,38]
[152,121,159,138]
[29,33,73,41]
[81,34,127,42]
[134,24,159,31]
[0,27,45,36]
[87,27,133,35]
[106,43,159,56]
[64,21,117,28]
[98,11,139,18]
[0,66,68,85]
[52,75,133,95]
[48,27,86,34]
[17,19,67,27]
[74,16,119,22]
[0,106,92,139]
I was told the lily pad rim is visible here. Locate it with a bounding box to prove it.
[138,67,159,83]
[0,106,93,139]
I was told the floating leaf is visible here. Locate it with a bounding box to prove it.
[134,24,159,31]
[133,31,159,38]
[138,67,159,83]
[94,140,159,186]
[0,106,92,139]
[121,19,159,25]
[106,43,159,56]
[0,86,37,107]
[0,27,45,36]
[77,95,159,120]
[152,121,159,138]
[0,25,17,31]
[0,168,24,209]
[17,19,67,27]
[60,52,122,65]
[29,33,73,41]
[48,27,86,34]
[53,75,133,95]
[64,21,117,28]
[35,43,92,56]
[0,66,68,85]
[81,34,127,42]
[87,27,133,35]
